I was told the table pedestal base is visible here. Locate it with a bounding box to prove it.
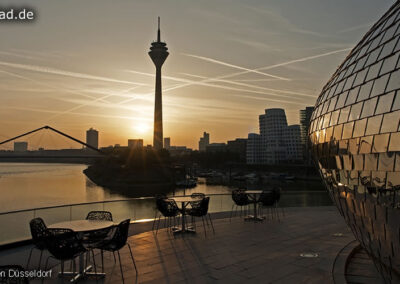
[59,264,106,283]
[173,226,196,234]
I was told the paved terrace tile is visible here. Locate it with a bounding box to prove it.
[1,206,354,283]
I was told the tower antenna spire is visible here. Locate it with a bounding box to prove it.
[157,17,160,42]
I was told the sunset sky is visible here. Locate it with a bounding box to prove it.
[0,0,394,149]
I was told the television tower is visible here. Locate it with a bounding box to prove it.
[149,17,169,150]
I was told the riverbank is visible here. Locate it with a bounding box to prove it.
[84,160,324,197]
[83,164,175,197]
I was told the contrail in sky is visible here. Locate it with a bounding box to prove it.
[46,86,142,121]
[125,70,307,103]
[230,78,280,82]
[257,48,352,71]
[127,69,314,100]
[120,48,351,106]
[0,106,138,121]
[0,61,147,86]
[0,69,118,126]
[185,48,352,80]
[338,22,373,34]
[36,47,351,122]
[0,69,111,104]
[178,72,315,98]
[182,53,291,81]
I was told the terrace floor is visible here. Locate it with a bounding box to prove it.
[2,207,359,283]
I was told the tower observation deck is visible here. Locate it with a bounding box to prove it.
[148,17,169,150]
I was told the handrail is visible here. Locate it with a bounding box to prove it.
[0,193,234,216]
[0,190,327,216]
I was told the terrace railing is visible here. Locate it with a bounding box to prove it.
[0,193,236,246]
[0,190,332,246]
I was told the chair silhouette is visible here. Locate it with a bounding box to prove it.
[97,219,138,283]
[153,198,180,234]
[258,189,280,221]
[86,211,113,221]
[191,192,205,199]
[230,189,251,221]
[84,210,114,272]
[187,197,214,236]
[27,218,48,270]
[44,228,88,281]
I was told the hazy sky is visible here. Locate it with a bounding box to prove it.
[0,0,394,149]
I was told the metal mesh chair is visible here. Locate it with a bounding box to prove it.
[84,210,114,248]
[27,218,48,269]
[86,211,113,221]
[97,219,137,283]
[230,189,251,221]
[152,194,167,231]
[273,187,285,218]
[154,198,181,234]
[44,228,88,280]
[187,197,214,236]
[81,217,115,273]
[0,265,29,284]
[258,189,280,221]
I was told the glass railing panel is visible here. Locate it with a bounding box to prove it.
[130,198,156,221]
[35,207,71,226]
[103,200,136,223]
[208,194,234,213]
[0,211,34,245]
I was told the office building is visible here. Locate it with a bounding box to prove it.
[246,134,261,164]
[259,108,288,164]
[284,125,302,161]
[198,132,210,152]
[128,139,143,149]
[206,143,227,153]
[246,108,302,164]
[14,142,28,152]
[86,128,98,149]
[164,137,170,149]
[227,138,247,160]
[300,107,315,162]
[299,107,314,145]
[168,146,192,157]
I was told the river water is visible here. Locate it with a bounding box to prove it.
[0,163,332,213]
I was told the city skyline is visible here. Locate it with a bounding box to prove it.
[0,0,394,149]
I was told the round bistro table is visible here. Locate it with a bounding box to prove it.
[244,190,265,222]
[171,196,197,234]
[48,220,114,282]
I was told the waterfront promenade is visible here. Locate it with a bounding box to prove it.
[0,206,364,283]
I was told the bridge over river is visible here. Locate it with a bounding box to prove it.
[0,126,104,163]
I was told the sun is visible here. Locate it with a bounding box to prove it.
[134,123,150,134]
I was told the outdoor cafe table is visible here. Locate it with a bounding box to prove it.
[49,220,114,282]
[171,196,197,234]
[244,190,265,222]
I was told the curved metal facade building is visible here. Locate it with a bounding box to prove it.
[309,2,400,279]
